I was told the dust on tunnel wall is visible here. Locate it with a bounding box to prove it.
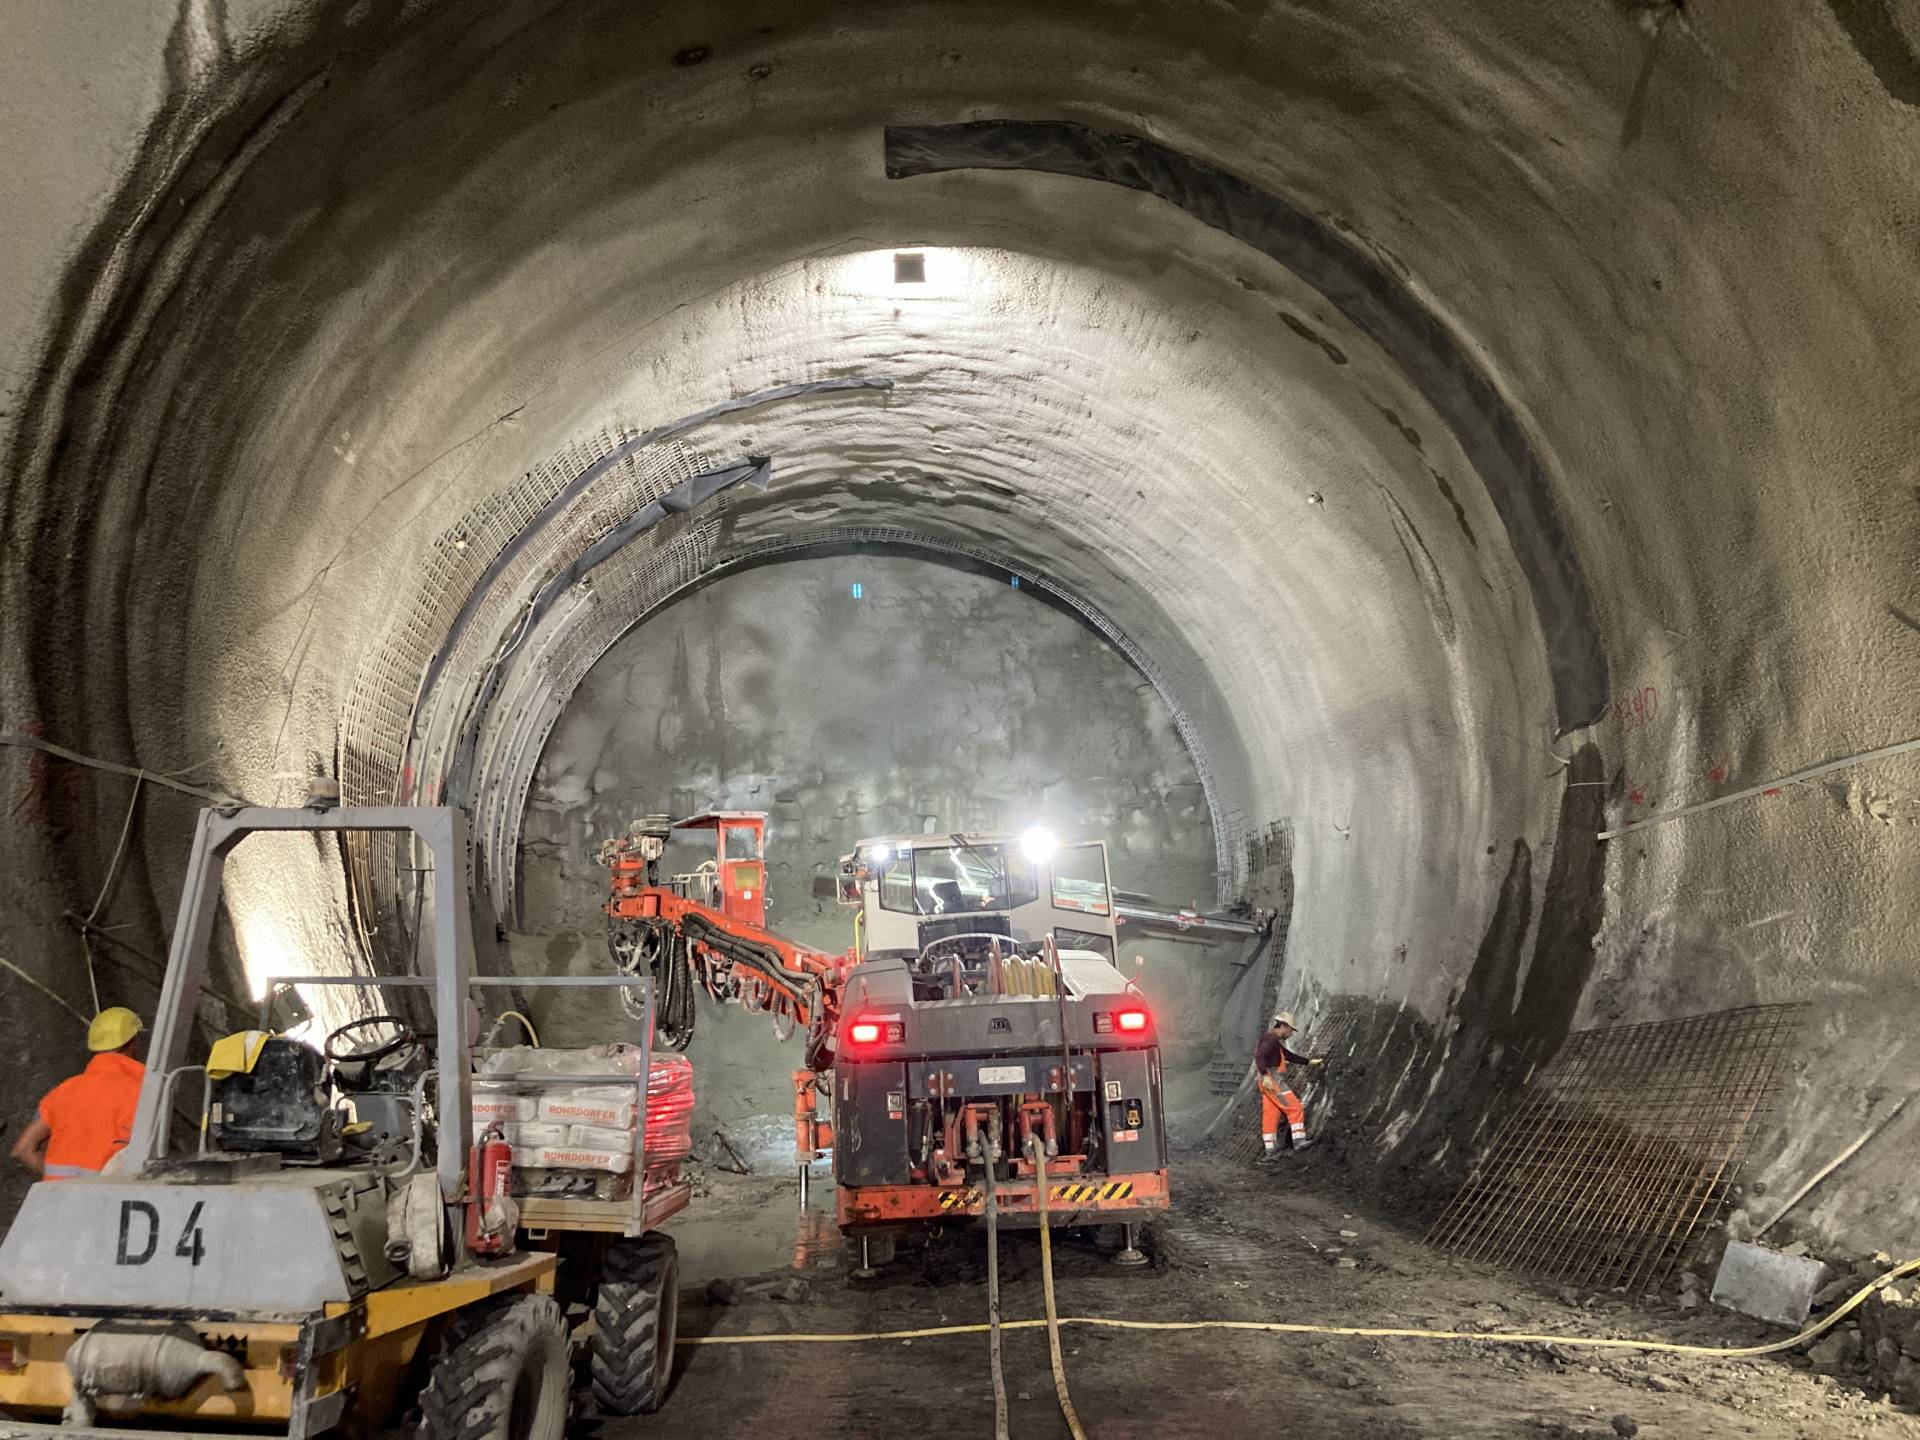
[513,553,1228,1140]
[2,0,1920,1252]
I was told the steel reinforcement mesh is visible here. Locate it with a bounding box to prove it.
[476,508,722,916]
[336,430,708,953]
[1425,1002,1806,1291]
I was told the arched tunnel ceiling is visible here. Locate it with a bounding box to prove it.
[335,233,1556,973]
[6,0,1920,1244]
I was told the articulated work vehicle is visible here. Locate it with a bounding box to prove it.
[603,816,1170,1258]
[0,806,686,1438]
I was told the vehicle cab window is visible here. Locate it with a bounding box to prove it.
[910,843,1038,914]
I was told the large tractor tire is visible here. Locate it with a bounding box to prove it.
[590,1232,679,1416]
[418,1292,569,1440]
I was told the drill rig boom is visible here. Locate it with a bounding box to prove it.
[603,815,852,1068]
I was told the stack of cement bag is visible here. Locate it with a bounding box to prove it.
[471,1044,695,1197]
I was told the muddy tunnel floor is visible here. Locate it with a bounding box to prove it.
[540,1151,1920,1440]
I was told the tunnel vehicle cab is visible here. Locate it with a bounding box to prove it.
[843,831,1125,964]
[0,806,687,1437]
[832,833,1168,1251]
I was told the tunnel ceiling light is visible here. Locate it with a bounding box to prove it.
[1020,825,1058,865]
[841,246,971,297]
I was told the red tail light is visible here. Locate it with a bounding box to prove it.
[1095,1005,1152,1038]
[846,1017,905,1047]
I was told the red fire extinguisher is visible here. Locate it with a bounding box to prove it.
[465,1121,519,1258]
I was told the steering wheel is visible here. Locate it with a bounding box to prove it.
[325,1015,416,1066]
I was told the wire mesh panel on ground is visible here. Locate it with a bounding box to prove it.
[1217,999,1369,1163]
[1425,1002,1806,1292]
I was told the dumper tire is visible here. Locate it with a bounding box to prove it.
[590,1231,679,1415]
[418,1291,569,1440]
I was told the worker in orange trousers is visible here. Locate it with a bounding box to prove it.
[10,1007,146,1179]
[1255,1011,1322,1160]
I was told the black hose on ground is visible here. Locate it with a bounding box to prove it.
[985,1133,1009,1440]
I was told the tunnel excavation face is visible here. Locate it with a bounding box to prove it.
[6,0,1920,1265]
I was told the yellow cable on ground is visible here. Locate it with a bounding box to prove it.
[681,1257,1920,1362]
[1030,1140,1090,1440]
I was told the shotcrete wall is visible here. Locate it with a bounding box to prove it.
[1,0,1917,1251]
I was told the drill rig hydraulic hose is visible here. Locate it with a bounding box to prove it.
[614,910,830,1054]
[1028,1137,1090,1440]
[679,912,834,1065]
[611,921,696,1047]
[984,1135,1009,1440]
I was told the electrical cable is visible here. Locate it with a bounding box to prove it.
[1597,732,1920,840]
[87,776,143,926]
[1028,1138,1090,1440]
[0,733,243,805]
[78,773,145,1013]
[984,1137,1009,1440]
[488,1010,540,1047]
[680,1257,1920,1360]
[0,954,91,1027]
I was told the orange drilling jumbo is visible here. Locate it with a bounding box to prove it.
[602,816,1171,1260]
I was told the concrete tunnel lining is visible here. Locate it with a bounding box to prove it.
[2,0,1919,1260]
[307,222,1543,1029]
[0,0,1639,1208]
[365,369,1253,924]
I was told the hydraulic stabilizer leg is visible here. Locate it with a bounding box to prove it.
[793,1069,831,1211]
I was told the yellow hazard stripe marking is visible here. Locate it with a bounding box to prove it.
[936,1181,1140,1209]
[1048,1181,1135,1204]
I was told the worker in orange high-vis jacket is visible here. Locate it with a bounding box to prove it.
[9,1007,146,1179]
[1254,1011,1323,1161]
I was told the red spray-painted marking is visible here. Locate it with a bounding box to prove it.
[15,721,93,834]
[1612,686,1661,732]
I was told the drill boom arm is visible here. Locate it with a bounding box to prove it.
[605,838,854,1069]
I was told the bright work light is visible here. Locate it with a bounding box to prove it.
[1019,826,1059,865]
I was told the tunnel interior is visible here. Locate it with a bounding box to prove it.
[510,548,1227,1154]
[5,0,1920,1430]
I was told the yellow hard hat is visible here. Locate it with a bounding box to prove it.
[87,1007,143,1053]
